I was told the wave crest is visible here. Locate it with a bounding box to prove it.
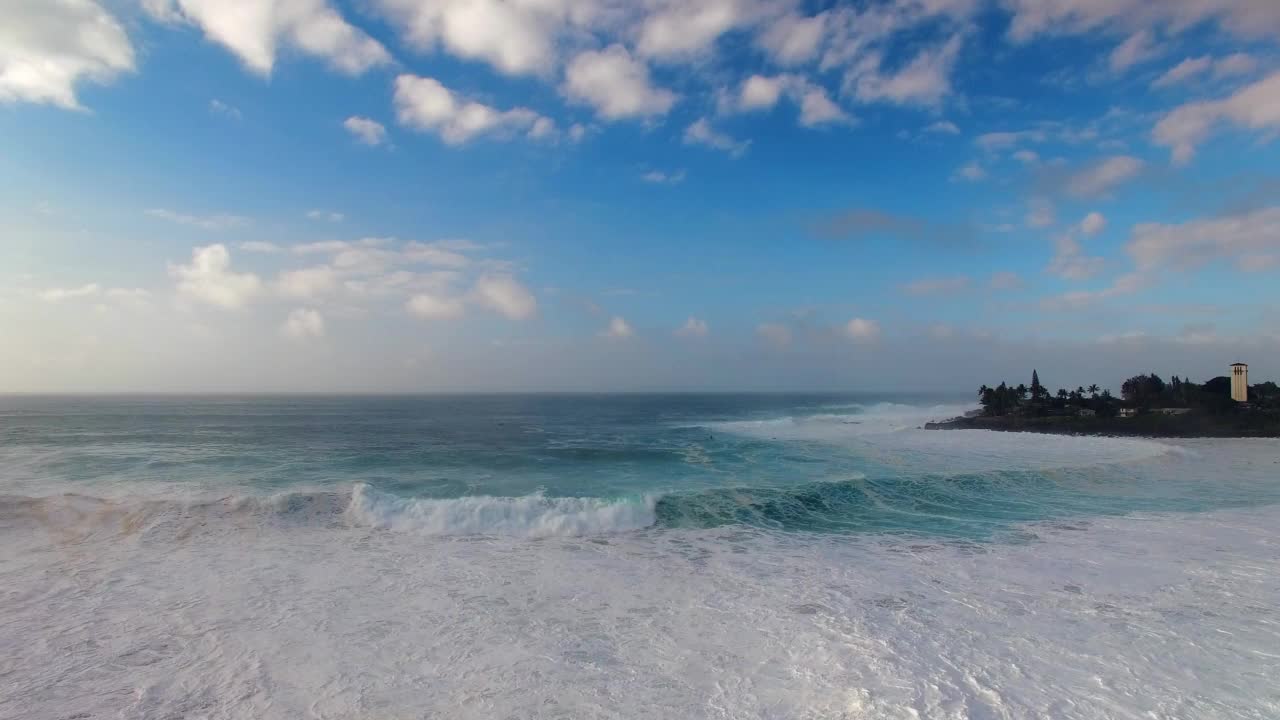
[347,484,657,537]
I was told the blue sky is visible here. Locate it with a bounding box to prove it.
[2,0,1280,392]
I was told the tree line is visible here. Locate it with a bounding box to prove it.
[978,370,1278,417]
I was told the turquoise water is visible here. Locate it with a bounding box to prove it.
[3,395,1279,718]
[2,394,1276,538]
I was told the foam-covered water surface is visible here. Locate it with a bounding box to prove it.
[2,395,1279,718]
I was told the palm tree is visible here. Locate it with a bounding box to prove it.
[1088,384,1100,398]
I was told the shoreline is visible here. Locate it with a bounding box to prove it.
[924,413,1280,439]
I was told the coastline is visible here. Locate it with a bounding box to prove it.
[924,413,1280,438]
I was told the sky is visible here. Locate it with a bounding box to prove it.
[2,0,1280,393]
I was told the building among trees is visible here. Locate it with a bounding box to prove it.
[1231,363,1249,403]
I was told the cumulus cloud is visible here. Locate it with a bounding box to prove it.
[395,74,553,145]
[170,244,263,309]
[563,45,677,120]
[1,0,135,109]
[1149,54,1256,89]
[283,308,325,339]
[406,292,466,319]
[675,316,708,338]
[925,120,961,135]
[1153,69,1280,165]
[344,116,387,146]
[371,0,595,77]
[637,0,762,60]
[472,274,537,320]
[144,0,390,76]
[756,11,827,66]
[683,118,750,156]
[1026,198,1056,229]
[734,74,850,127]
[843,317,881,342]
[1047,234,1106,281]
[1080,211,1107,236]
[276,266,339,300]
[1128,206,1280,272]
[955,162,986,182]
[146,208,249,231]
[600,315,634,339]
[1065,156,1144,197]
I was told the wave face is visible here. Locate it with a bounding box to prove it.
[347,483,657,537]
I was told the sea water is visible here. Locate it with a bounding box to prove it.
[1,394,1277,719]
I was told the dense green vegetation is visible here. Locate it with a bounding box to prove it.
[934,369,1280,437]
[977,370,1279,418]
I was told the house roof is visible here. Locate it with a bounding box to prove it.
[1230,362,1248,367]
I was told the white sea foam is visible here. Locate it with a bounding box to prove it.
[707,402,1183,474]
[3,494,1278,719]
[347,483,657,537]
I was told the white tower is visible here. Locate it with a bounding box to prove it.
[1230,363,1249,402]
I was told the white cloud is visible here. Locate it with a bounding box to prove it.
[843,35,964,108]
[144,0,390,76]
[210,98,241,119]
[283,308,325,339]
[406,292,466,319]
[641,169,686,184]
[344,116,387,146]
[1153,69,1280,165]
[675,316,708,338]
[240,241,282,254]
[276,266,339,300]
[1065,156,1144,197]
[1213,53,1259,80]
[600,315,634,339]
[925,120,961,135]
[1004,0,1280,45]
[306,209,345,222]
[637,0,763,60]
[1047,234,1106,281]
[472,274,536,319]
[403,241,472,269]
[146,208,249,230]
[683,118,750,156]
[1108,30,1159,73]
[371,0,594,77]
[39,283,102,302]
[756,11,827,66]
[567,123,588,143]
[395,74,553,145]
[976,129,1046,151]
[0,0,135,109]
[563,45,677,120]
[1152,56,1212,88]
[900,276,970,296]
[843,317,881,342]
[1128,206,1280,272]
[170,244,263,309]
[1042,273,1145,310]
[757,322,792,347]
[734,74,851,127]
[1012,149,1039,164]
[1080,211,1107,236]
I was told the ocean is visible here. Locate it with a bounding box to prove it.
[2,394,1278,719]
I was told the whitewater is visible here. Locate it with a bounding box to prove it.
[2,394,1278,719]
